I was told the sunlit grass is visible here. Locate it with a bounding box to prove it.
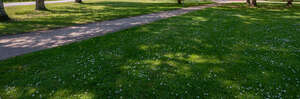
[5,0,56,3]
[1,0,212,36]
[0,3,300,98]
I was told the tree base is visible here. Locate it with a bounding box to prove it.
[35,7,48,11]
[0,15,10,21]
[287,3,293,7]
[75,0,82,3]
[250,3,257,7]
[177,0,182,4]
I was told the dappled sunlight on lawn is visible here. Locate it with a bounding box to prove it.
[192,16,208,21]
[1,0,211,35]
[0,4,220,60]
[0,3,300,98]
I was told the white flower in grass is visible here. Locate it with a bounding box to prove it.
[259,83,262,87]
[204,93,208,96]
[260,89,264,92]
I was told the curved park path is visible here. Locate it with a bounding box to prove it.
[0,3,222,60]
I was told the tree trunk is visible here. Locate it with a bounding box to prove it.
[0,0,9,21]
[177,0,182,4]
[75,0,82,3]
[36,0,47,10]
[287,0,293,7]
[251,0,257,7]
[246,0,251,5]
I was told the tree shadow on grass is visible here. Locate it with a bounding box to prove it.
[0,3,300,98]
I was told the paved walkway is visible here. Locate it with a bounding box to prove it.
[4,0,73,7]
[0,4,222,60]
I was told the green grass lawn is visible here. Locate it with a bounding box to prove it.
[1,3,300,98]
[5,0,57,3]
[0,0,211,36]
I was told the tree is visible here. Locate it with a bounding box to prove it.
[0,0,10,21]
[287,0,293,7]
[36,0,47,10]
[177,0,182,4]
[246,0,251,5]
[75,0,82,3]
[251,0,257,7]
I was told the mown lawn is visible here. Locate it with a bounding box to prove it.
[4,0,57,3]
[0,3,300,98]
[1,0,211,36]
